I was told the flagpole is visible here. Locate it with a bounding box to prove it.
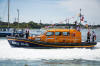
[80,8,81,25]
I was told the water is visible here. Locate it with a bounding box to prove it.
[0,29,100,66]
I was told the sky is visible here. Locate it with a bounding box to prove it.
[0,0,100,25]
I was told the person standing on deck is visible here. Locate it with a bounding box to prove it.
[25,30,29,39]
[25,30,28,39]
[27,30,29,38]
[87,30,91,42]
[92,31,96,42]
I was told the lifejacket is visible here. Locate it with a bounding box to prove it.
[87,32,91,37]
[94,35,96,40]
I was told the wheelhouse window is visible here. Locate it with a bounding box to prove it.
[55,32,61,36]
[46,32,54,36]
[63,32,70,36]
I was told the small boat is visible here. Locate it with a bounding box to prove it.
[0,28,25,37]
[7,29,97,48]
[0,28,13,37]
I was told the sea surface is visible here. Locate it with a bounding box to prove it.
[0,28,100,66]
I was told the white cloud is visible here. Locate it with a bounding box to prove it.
[59,0,100,24]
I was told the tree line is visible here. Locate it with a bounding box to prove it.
[0,21,45,29]
[0,20,100,29]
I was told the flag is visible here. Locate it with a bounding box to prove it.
[81,15,84,21]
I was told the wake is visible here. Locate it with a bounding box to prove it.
[0,39,100,61]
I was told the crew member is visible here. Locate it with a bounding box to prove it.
[92,31,96,42]
[25,30,28,39]
[25,30,29,39]
[27,30,29,38]
[87,31,91,42]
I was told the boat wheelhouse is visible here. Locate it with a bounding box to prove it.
[29,29,81,43]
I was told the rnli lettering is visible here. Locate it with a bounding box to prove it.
[12,41,19,45]
[12,41,29,46]
[21,43,29,46]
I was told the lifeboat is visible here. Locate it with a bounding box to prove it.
[7,29,97,48]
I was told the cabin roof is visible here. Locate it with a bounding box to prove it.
[47,29,78,32]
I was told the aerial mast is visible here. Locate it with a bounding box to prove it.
[80,8,81,25]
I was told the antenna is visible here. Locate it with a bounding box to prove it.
[80,8,81,24]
